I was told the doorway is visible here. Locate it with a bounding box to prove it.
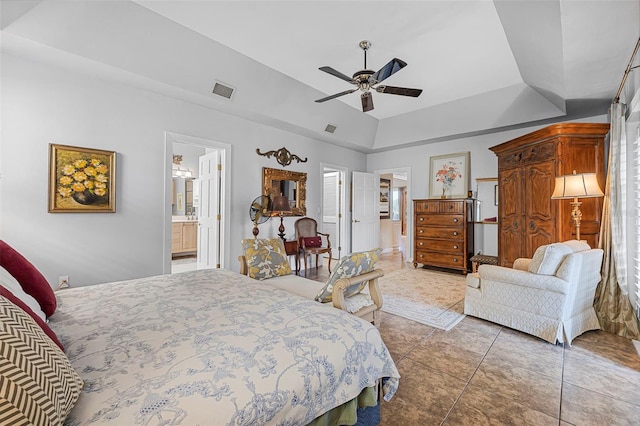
[321,164,347,261]
[164,132,230,274]
[375,167,411,260]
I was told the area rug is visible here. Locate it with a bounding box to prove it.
[378,266,467,331]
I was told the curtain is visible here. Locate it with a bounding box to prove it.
[594,102,640,339]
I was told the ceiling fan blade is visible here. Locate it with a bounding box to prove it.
[371,58,407,83]
[319,66,354,83]
[361,92,374,112]
[375,85,423,97]
[315,89,357,103]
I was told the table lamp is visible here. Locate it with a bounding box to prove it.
[551,170,604,240]
[272,195,292,240]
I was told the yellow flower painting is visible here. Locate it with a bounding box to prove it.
[49,144,116,213]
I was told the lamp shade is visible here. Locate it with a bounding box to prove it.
[551,172,604,199]
[272,196,291,212]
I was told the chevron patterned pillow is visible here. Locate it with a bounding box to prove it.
[0,296,83,425]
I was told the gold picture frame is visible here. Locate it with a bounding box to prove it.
[262,167,306,216]
[49,144,116,213]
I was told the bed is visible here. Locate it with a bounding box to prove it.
[46,268,400,425]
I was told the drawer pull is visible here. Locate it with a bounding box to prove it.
[419,254,424,259]
[453,218,459,223]
[452,231,459,236]
[419,217,424,222]
[453,258,459,262]
[453,245,458,249]
[419,242,424,246]
[419,229,424,234]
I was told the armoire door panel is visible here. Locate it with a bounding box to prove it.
[499,226,523,266]
[526,163,555,222]
[500,169,523,218]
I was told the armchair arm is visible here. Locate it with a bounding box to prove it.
[317,232,331,249]
[238,255,248,276]
[332,269,384,312]
[478,265,569,294]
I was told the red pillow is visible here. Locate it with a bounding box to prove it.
[303,236,322,248]
[0,287,64,350]
[0,240,56,317]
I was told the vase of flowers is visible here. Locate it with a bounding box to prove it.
[435,161,461,199]
[57,158,109,205]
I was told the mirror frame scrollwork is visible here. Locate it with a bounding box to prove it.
[262,167,306,216]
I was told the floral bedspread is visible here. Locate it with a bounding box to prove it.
[49,269,399,425]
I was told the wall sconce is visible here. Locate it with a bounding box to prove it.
[172,154,193,178]
[551,170,604,240]
[272,195,292,240]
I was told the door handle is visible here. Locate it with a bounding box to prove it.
[353,219,360,223]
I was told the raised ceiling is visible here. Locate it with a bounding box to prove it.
[2,1,639,152]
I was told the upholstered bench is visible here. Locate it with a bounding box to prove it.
[469,254,498,273]
[239,238,384,326]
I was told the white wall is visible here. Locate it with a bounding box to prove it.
[367,114,608,261]
[0,52,367,287]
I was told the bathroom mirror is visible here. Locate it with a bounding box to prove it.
[262,167,306,216]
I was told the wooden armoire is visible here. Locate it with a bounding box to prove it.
[490,123,609,267]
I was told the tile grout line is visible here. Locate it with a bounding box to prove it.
[558,342,566,426]
[393,325,438,363]
[439,326,504,425]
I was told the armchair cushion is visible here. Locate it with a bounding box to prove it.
[303,236,322,248]
[528,243,573,275]
[562,240,591,252]
[241,238,292,280]
[315,248,381,303]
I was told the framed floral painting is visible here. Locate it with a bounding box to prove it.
[49,144,116,213]
[429,152,470,199]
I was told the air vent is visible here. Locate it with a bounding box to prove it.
[212,81,235,100]
[324,124,337,134]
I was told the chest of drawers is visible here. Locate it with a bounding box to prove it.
[413,199,473,273]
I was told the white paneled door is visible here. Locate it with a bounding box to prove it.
[197,151,220,269]
[351,171,379,253]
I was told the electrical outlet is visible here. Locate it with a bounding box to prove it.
[58,275,69,289]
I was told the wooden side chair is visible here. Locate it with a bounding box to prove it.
[294,217,332,275]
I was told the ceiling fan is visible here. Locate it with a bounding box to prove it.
[315,40,422,112]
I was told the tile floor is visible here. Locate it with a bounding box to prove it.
[303,252,640,426]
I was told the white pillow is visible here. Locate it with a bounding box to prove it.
[0,265,47,321]
[528,243,573,275]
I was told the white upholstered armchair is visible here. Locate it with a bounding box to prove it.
[464,240,604,344]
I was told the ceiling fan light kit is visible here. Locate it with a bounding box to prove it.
[315,40,422,112]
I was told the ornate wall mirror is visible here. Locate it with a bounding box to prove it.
[262,167,307,216]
